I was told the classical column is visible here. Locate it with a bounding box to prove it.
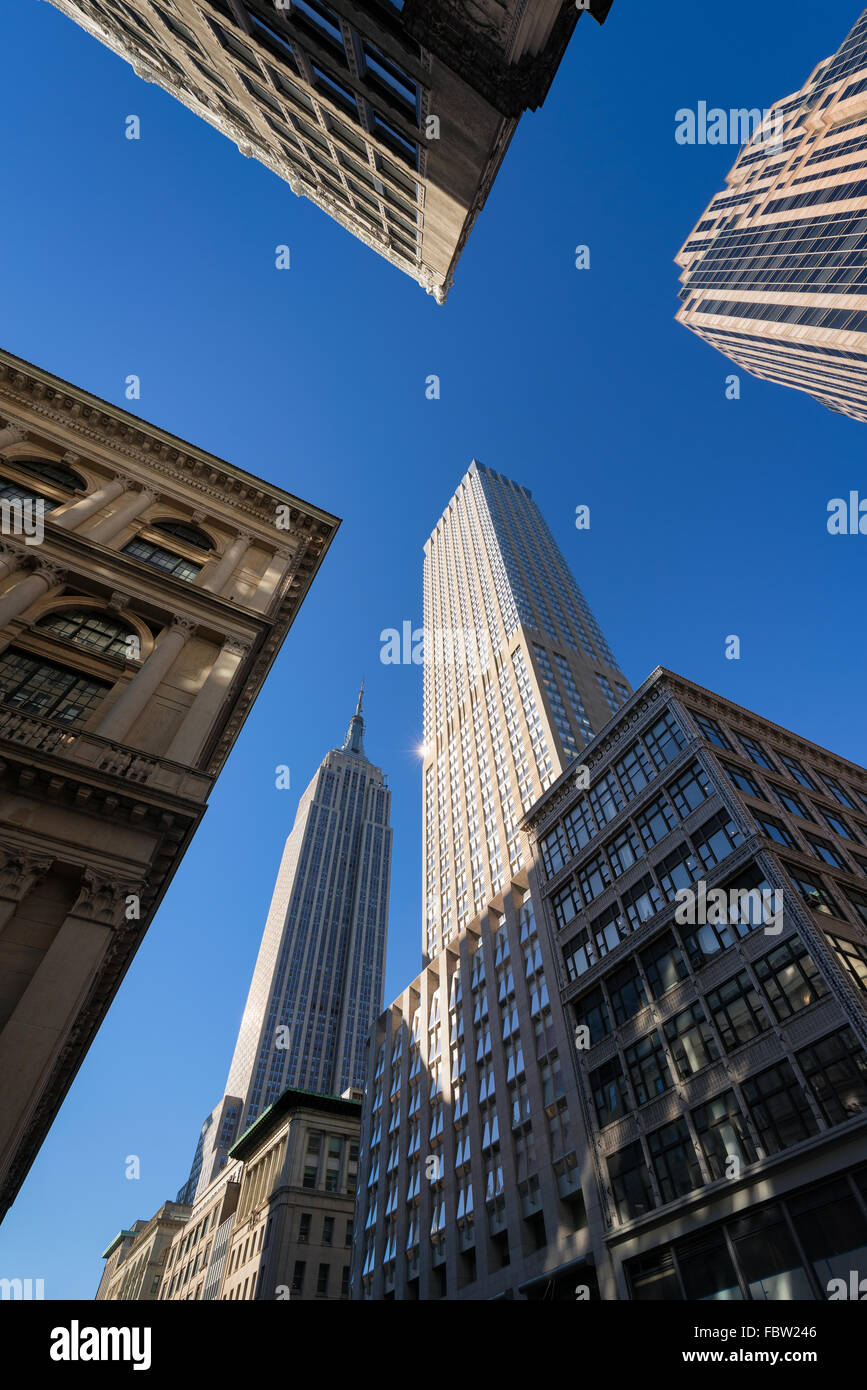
[0,561,66,631]
[249,548,294,612]
[197,531,252,595]
[166,635,251,765]
[0,852,53,934]
[85,486,157,545]
[0,543,25,587]
[96,615,197,743]
[0,869,141,1182]
[51,474,130,530]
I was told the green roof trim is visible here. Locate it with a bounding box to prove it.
[101,1229,137,1260]
[228,1086,361,1164]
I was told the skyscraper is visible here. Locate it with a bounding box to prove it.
[183,687,391,1202]
[675,9,867,421]
[44,0,614,302]
[421,460,630,963]
[353,461,632,1299]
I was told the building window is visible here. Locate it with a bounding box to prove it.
[692,711,731,749]
[340,1265,350,1299]
[779,753,815,790]
[692,1089,757,1179]
[845,888,867,929]
[152,519,215,551]
[786,866,841,917]
[828,933,867,992]
[753,811,797,848]
[606,824,643,877]
[722,762,762,797]
[344,1218,354,1247]
[640,931,688,999]
[664,1001,719,1078]
[291,1261,305,1295]
[577,852,610,906]
[123,538,201,581]
[622,875,663,930]
[704,970,768,1052]
[741,1061,820,1155]
[820,775,857,811]
[564,801,594,854]
[657,843,701,900]
[774,786,813,821]
[644,711,685,767]
[667,762,711,818]
[615,743,653,798]
[0,648,110,725]
[35,608,139,660]
[636,795,677,849]
[541,823,567,876]
[316,1263,329,1294]
[796,1027,867,1126]
[692,810,743,868]
[753,937,827,1021]
[806,835,848,869]
[563,928,595,983]
[298,1213,311,1244]
[648,1118,703,1203]
[573,986,611,1046]
[739,735,776,770]
[822,810,858,842]
[606,962,646,1025]
[590,1058,631,1126]
[552,881,580,930]
[608,1142,654,1223]
[624,1031,672,1104]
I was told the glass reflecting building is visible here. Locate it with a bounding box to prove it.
[676,9,867,421]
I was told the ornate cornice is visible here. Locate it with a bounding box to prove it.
[0,364,338,538]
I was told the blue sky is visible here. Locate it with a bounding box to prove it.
[0,0,865,1297]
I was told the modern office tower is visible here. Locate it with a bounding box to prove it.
[353,461,628,1299]
[675,9,867,421]
[44,0,614,303]
[96,1202,191,1300]
[525,668,867,1300]
[421,460,630,965]
[180,691,391,1203]
[0,346,338,1223]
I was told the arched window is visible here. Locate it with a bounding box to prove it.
[0,457,86,513]
[36,609,140,660]
[122,538,202,582]
[151,520,215,551]
[0,648,110,725]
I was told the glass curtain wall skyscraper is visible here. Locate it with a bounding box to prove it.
[676,9,867,421]
[421,460,630,963]
[182,688,392,1203]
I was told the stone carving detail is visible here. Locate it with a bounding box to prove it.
[223,636,253,658]
[33,560,67,588]
[70,868,143,926]
[0,850,53,899]
[170,614,198,639]
[108,591,132,612]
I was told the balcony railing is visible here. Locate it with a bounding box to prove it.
[0,704,212,801]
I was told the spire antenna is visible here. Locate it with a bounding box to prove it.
[356,679,364,717]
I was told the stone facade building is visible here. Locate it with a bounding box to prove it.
[525,667,867,1299]
[147,1088,359,1300]
[0,346,338,1221]
[676,9,867,421]
[44,0,614,302]
[355,668,867,1300]
[96,1201,190,1300]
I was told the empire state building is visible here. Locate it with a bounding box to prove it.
[181,687,392,1203]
